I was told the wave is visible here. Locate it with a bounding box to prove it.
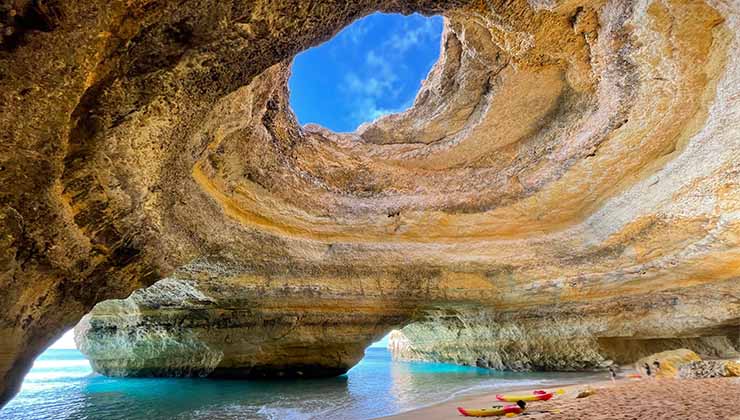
[258,406,311,420]
[24,371,91,382]
[32,359,91,369]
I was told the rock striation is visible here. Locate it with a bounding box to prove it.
[2,0,740,406]
[388,302,740,371]
[75,262,415,378]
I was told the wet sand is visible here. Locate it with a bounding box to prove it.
[385,376,740,420]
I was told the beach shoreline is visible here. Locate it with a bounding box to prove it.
[383,373,740,420]
[380,371,618,420]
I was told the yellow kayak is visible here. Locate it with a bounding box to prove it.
[457,405,524,417]
[496,389,563,402]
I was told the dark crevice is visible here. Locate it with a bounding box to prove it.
[569,6,585,29]
[0,0,62,51]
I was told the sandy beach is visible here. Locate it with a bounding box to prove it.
[386,376,740,420]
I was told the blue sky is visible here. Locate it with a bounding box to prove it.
[289,13,444,133]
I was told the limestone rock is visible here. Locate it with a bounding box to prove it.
[388,330,412,356]
[636,349,701,379]
[387,305,739,371]
[1,0,740,406]
[727,361,740,377]
[75,270,408,378]
[678,360,739,379]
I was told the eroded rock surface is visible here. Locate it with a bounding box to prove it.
[678,360,740,379]
[2,0,740,406]
[388,289,740,371]
[635,349,702,378]
[75,261,417,378]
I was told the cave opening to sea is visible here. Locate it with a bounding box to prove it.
[4,0,740,418]
[0,13,523,420]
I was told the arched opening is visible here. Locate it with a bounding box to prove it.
[4,320,604,419]
[288,13,444,132]
[3,0,739,418]
[4,12,533,419]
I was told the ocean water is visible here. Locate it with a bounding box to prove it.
[1,348,598,420]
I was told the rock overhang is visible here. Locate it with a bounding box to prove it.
[1,0,739,406]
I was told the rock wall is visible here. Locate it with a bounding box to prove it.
[388,283,740,370]
[75,261,417,378]
[2,0,740,406]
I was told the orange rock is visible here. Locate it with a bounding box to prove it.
[637,350,702,379]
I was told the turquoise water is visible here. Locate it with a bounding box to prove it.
[1,348,597,419]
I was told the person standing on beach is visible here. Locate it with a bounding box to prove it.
[653,361,661,378]
[609,365,617,383]
[644,363,652,378]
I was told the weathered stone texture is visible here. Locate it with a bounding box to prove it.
[2,0,740,406]
[678,360,740,379]
[75,264,417,378]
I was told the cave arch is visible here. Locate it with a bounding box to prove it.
[1,0,739,408]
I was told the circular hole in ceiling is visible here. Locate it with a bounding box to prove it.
[288,12,444,133]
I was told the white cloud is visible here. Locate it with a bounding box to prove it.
[344,72,363,92]
[386,18,439,53]
[365,50,387,68]
[341,18,372,45]
[343,49,398,98]
[351,97,395,125]
[344,71,393,98]
[342,51,401,128]
[349,94,417,128]
[335,14,442,130]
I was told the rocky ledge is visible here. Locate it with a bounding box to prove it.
[74,261,418,378]
[2,0,740,405]
[387,288,740,371]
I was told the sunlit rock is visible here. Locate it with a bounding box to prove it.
[388,299,740,371]
[636,349,701,378]
[2,0,740,406]
[75,265,412,378]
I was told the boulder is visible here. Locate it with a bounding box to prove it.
[636,349,701,378]
[726,361,740,377]
[678,360,740,379]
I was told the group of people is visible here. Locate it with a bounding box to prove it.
[607,360,660,383]
[643,360,661,378]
